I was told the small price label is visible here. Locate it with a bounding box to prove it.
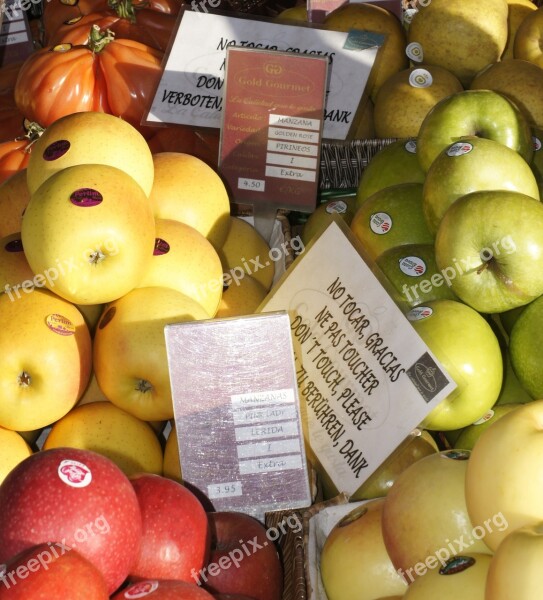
[207,481,243,500]
[238,178,265,192]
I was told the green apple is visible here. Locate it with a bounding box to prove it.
[530,130,543,196]
[423,136,539,234]
[470,59,543,130]
[406,299,503,431]
[373,64,463,139]
[509,294,543,398]
[350,430,438,501]
[495,345,533,405]
[301,196,357,247]
[499,304,527,336]
[485,524,543,599]
[356,139,425,205]
[407,0,508,87]
[402,554,492,600]
[382,450,492,584]
[320,498,408,600]
[453,403,521,451]
[417,89,534,172]
[434,190,543,314]
[465,399,543,551]
[376,243,457,308]
[350,183,434,262]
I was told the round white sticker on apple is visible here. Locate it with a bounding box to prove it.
[399,256,427,277]
[533,135,542,152]
[123,581,160,598]
[409,68,433,88]
[404,139,417,154]
[370,212,392,234]
[325,200,348,214]
[406,306,433,321]
[57,459,92,488]
[406,42,423,62]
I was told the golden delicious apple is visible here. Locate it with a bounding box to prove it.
[350,94,376,139]
[513,5,543,66]
[503,0,538,59]
[93,286,208,422]
[320,499,408,600]
[465,399,543,551]
[485,523,543,599]
[324,2,408,101]
[407,0,508,87]
[149,152,231,250]
[0,232,35,293]
[301,196,358,246]
[470,59,543,129]
[26,111,155,196]
[0,427,33,484]
[0,288,92,431]
[0,169,30,238]
[136,218,224,318]
[215,274,267,318]
[21,163,156,305]
[382,451,492,584]
[374,65,463,139]
[43,401,164,477]
[402,553,492,600]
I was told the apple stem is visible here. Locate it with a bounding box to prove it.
[17,371,31,387]
[88,249,106,265]
[477,261,489,275]
[136,379,153,393]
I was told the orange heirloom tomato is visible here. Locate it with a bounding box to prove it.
[0,122,44,184]
[14,26,164,129]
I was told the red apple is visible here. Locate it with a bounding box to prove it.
[201,512,283,600]
[0,542,109,599]
[0,447,142,595]
[111,579,216,599]
[128,473,210,582]
[213,596,257,600]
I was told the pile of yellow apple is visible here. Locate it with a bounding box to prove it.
[0,110,277,487]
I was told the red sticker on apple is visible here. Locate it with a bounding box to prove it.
[4,238,23,252]
[46,314,76,336]
[399,256,426,277]
[325,200,348,215]
[43,139,71,161]
[70,188,103,207]
[57,459,92,488]
[123,581,160,598]
[370,212,392,234]
[153,238,170,256]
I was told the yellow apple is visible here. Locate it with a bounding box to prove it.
[215,273,267,318]
[0,427,33,484]
[513,5,543,66]
[470,58,543,129]
[485,523,543,599]
[321,498,408,600]
[407,0,508,87]
[0,169,30,238]
[503,0,538,59]
[218,216,275,291]
[453,403,521,451]
[301,196,358,247]
[43,401,164,477]
[382,451,492,583]
[0,288,92,431]
[402,553,492,600]
[465,399,543,551]
[93,286,209,421]
[163,423,182,483]
[26,111,155,196]
[374,64,463,139]
[149,152,231,250]
[0,232,35,296]
[137,218,224,318]
[274,4,308,21]
[21,163,156,305]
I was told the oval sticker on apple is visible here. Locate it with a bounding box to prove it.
[46,314,76,336]
[533,135,542,152]
[369,212,392,235]
[57,459,92,488]
[326,200,348,215]
[98,307,116,330]
[473,409,494,425]
[441,449,470,461]
[399,256,426,277]
[409,68,433,88]
[404,140,417,154]
[447,142,473,157]
[70,188,103,207]
[406,306,433,321]
[43,139,71,161]
[337,504,368,527]
[406,42,423,63]
[123,581,160,598]
[154,238,170,256]
[439,555,476,576]
[4,238,23,253]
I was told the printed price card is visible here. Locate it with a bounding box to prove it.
[144,9,383,140]
[165,312,312,517]
[219,47,327,213]
[258,220,457,496]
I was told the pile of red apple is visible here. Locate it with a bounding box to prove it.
[0,446,284,600]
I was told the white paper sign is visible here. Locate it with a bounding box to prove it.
[259,221,457,495]
[145,10,382,140]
